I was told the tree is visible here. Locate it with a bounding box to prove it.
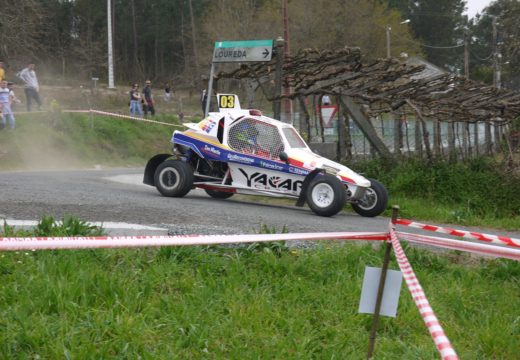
[200,0,420,60]
[68,0,107,79]
[0,0,50,70]
[0,0,426,86]
[470,0,520,89]
[387,0,467,70]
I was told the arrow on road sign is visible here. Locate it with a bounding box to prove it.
[262,49,270,58]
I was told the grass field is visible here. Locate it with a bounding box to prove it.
[1,241,519,359]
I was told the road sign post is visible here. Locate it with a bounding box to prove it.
[205,40,274,116]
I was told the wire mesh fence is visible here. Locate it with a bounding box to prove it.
[292,111,508,160]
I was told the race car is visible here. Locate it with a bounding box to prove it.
[144,94,388,217]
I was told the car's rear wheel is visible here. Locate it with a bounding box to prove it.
[154,160,194,197]
[351,178,388,217]
[204,189,234,199]
[306,174,346,217]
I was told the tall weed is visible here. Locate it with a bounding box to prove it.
[0,215,104,237]
[353,157,520,220]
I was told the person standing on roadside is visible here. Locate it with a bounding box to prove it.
[17,62,42,111]
[129,83,143,117]
[143,80,155,116]
[200,89,207,116]
[322,94,331,105]
[0,62,5,81]
[7,82,21,111]
[0,80,15,129]
[163,83,171,101]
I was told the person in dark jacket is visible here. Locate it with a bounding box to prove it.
[143,80,155,116]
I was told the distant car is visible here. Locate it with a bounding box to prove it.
[144,94,388,217]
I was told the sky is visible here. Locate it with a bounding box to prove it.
[465,0,493,18]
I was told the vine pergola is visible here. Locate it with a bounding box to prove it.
[215,47,520,162]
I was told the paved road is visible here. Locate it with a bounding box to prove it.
[0,167,394,235]
[1,168,518,243]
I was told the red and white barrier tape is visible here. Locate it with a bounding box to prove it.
[395,218,520,249]
[62,110,90,114]
[397,232,520,262]
[87,109,184,128]
[14,108,185,128]
[12,110,49,115]
[389,224,459,360]
[0,231,388,251]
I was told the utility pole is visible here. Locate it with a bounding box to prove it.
[492,16,501,89]
[274,37,284,121]
[386,26,391,58]
[491,16,503,153]
[282,0,292,123]
[464,29,479,155]
[189,0,201,90]
[464,30,469,79]
[107,0,115,88]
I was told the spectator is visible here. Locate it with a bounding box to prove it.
[322,95,331,105]
[0,80,15,129]
[129,83,143,117]
[143,80,155,116]
[8,82,21,110]
[163,83,171,101]
[0,62,5,81]
[17,62,42,111]
[200,89,207,115]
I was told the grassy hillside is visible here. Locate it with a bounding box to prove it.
[0,111,183,170]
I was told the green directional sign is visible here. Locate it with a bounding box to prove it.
[213,39,273,63]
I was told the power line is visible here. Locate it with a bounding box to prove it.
[421,43,464,49]
[409,11,461,18]
[390,30,464,50]
[469,50,493,61]
[374,23,465,50]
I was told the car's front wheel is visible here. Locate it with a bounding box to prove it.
[351,178,388,217]
[154,160,194,197]
[306,174,346,217]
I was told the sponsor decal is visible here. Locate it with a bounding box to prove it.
[239,168,303,192]
[322,164,340,175]
[288,166,310,176]
[259,160,284,171]
[227,153,255,164]
[201,144,221,157]
[200,119,216,133]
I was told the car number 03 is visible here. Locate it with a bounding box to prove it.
[219,95,235,108]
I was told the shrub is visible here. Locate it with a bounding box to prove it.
[352,157,520,219]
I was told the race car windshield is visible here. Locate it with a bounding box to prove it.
[282,127,307,148]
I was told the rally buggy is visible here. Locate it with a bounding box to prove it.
[144,94,388,217]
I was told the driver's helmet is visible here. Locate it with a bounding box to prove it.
[236,120,259,146]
